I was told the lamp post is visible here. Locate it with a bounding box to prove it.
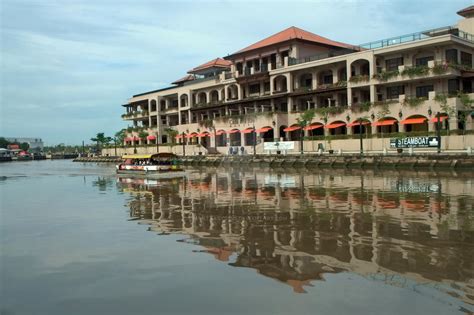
[253,125,257,156]
[436,111,441,154]
[156,131,159,154]
[359,119,363,156]
[182,132,186,157]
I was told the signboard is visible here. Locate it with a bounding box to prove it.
[263,141,295,151]
[390,136,440,149]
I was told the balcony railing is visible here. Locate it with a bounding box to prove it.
[287,26,473,68]
[359,26,474,49]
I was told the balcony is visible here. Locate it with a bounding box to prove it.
[121,110,149,120]
[235,65,270,84]
[372,61,461,84]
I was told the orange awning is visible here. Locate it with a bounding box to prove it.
[215,130,226,136]
[283,126,301,132]
[147,135,156,140]
[400,117,427,125]
[228,129,240,134]
[186,133,198,138]
[197,132,210,138]
[325,123,346,129]
[176,134,186,139]
[430,115,448,123]
[373,119,397,126]
[256,127,272,133]
[241,128,255,134]
[304,124,324,130]
[347,121,370,127]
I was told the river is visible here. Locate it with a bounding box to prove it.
[0,160,473,315]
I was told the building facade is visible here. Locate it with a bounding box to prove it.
[121,6,474,154]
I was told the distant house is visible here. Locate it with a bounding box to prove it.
[4,137,44,151]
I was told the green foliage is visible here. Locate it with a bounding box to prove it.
[403,97,426,108]
[138,130,149,140]
[372,70,399,81]
[401,65,430,78]
[458,92,473,107]
[199,119,214,129]
[351,101,372,113]
[348,75,369,83]
[0,137,10,149]
[19,142,30,151]
[296,109,316,128]
[114,129,126,143]
[432,63,449,75]
[376,104,390,120]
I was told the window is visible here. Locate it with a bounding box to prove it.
[446,49,458,64]
[415,85,433,98]
[386,57,403,71]
[264,82,270,92]
[249,84,260,95]
[415,56,434,66]
[323,74,333,84]
[461,51,472,68]
[386,85,405,99]
[448,79,459,94]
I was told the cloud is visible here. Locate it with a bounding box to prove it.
[1,0,471,144]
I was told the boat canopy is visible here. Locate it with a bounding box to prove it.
[121,154,154,159]
[121,153,178,160]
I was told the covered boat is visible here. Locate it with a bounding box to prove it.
[116,153,185,178]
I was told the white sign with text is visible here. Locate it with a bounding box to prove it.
[263,141,295,151]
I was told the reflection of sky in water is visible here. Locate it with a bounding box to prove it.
[1,161,473,315]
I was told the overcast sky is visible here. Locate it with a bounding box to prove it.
[1,0,471,145]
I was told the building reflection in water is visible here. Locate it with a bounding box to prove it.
[116,168,474,307]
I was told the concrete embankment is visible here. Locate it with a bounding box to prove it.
[182,155,474,169]
[75,154,474,169]
[74,156,121,163]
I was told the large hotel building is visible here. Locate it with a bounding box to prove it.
[121,6,473,154]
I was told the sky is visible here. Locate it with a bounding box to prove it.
[0,0,472,145]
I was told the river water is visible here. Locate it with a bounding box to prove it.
[0,160,473,315]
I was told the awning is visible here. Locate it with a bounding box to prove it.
[347,121,370,127]
[304,124,324,131]
[256,127,272,133]
[215,130,226,136]
[133,137,140,141]
[197,132,210,138]
[175,134,186,139]
[147,135,156,140]
[400,117,427,125]
[242,128,255,134]
[373,119,397,126]
[228,129,240,134]
[430,115,448,123]
[283,126,301,132]
[325,123,346,129]
[186,133,198,138]
[124,137,132,141]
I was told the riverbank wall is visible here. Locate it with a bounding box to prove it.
[74,154,474,169]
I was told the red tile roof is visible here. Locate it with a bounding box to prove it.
[231,26,355,56]
[172,74,195,85]
[189,58,232,73]
[457,5,474,17]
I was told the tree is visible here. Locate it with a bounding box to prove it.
[115,129,126,144]
[0,137,10,149]
[90,133,113,154]
[296,109,316,154]
[20,142,30,151]
[164,128,179,146]
[138,130,149,141]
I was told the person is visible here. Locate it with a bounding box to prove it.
[240,146,244,155]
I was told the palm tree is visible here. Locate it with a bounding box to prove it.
[90,133,112,155]
[296,109,316,154]
[164,128,179,146]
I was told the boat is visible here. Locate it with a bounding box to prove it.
[116,153,186,179]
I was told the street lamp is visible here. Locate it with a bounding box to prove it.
[182,131,186,156]
[436,111,441,154]
[156,131,159,154]
[253,125,257,156]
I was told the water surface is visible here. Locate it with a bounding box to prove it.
[1,160,473,315]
